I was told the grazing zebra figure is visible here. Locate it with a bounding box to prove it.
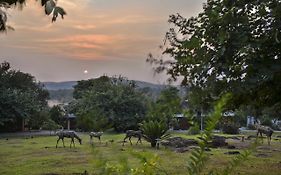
[255,124,274,145]
[89,132,103,143]
[123,130,142,146]
[56,130,82,148]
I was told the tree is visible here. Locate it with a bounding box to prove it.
[28,110,49,130]
[147,86,182,125]
[76,108,110,132]
[70,76,148,132]
[42,119,62,135]
[49,105,65,125]
[148,0,281,118]
[0,0,66,32]
[0,61,49,131]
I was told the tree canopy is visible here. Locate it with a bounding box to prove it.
[0,61,49,128]
[147,86,182,124]
[149,0,281,118]
[70,76,148,132]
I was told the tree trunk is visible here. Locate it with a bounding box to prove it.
[150,141,157,148]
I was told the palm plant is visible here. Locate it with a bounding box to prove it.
[140,120,170,148]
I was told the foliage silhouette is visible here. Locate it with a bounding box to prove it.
[0,0,65,32]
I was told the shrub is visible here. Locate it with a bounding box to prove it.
[77,109,110,132]
[247,124,256,130]
[42,119,62,135]
[221,122,240,134]
[187,123,200,135]
[140,120,170,147]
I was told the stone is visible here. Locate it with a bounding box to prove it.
[210,135,228,148]
[174,147,190,153]
[161,137,198,148]
[205,147,211,151]
[224,151,240,155]
[246,135,256,140]
[227,136,240,140]
[227,145,236,149]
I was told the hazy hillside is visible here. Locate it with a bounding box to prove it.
[43,80,187,105]
[43,81,77,90]
[43,80,166,90]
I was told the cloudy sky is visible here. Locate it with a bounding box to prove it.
[0,0,205,83]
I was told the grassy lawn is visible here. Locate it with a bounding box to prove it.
[0,132,280,175]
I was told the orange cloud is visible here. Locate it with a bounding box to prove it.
[41,34,120,44]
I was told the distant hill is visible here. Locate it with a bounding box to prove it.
[43,80,167,91]
[43,80,187,105]
[43,81,77,90]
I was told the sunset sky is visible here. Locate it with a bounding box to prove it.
[0,0,205,84]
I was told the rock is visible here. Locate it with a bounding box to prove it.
[108,139,114,143]
[161,137,198,148]
[188,146,200,150]
[246,135,256,140]
[224,151,240,155]
[205,147,211,151]
[210,135,228,148]
[227,136,240,140]
[227,145,236,149]
[255,153,270,158]
[174,147,190,153]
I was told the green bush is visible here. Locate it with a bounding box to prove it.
[221,122,240,134]
[77,109,110,132]
[187,123,200,135]
[247,124,256,130]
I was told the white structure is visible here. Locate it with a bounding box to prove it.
[247,116,255,127]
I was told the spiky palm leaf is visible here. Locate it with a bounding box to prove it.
[140,120,170,147]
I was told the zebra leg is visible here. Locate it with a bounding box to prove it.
[129,137,133,145]
[268,134,272,145]
[98,136,101,143]
[138,137,142,144]
[136,137,141,145]
[71,138,75,148]
[56,138,60,148]
[90,136,93,145]
[123,136,128,146]
[62,138,65,147]
[267,136,270,145]
[73,138,76,148]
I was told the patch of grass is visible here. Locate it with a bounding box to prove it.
[0,132,280,174]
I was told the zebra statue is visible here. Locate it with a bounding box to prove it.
[56,130,82,148]
[89,132,103,144]
[255,123,274,145]
[122,130,142,146]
